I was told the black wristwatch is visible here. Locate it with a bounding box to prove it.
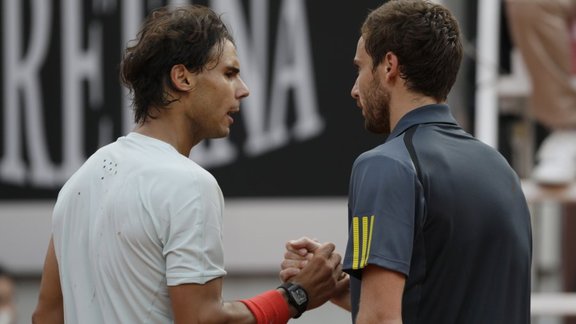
[278,282,309,318]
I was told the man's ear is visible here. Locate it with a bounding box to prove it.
[170,64,194,91]
[380,51,399,80]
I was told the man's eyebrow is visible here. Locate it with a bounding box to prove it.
[227,66,240,73]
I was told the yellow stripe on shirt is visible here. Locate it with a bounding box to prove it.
[360,216,369,268]
[352,217,360,269]
[364,215,375,267]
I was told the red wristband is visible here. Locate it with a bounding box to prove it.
[240,290,291,324]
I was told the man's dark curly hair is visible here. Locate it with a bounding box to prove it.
[362,0,463,101]
[120,5,234,124]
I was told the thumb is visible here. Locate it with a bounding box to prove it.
[314,242,336,258]
[286,237,321,255]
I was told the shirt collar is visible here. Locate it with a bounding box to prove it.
[387,104,458,141]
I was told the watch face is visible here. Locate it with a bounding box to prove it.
[291,288,308,305]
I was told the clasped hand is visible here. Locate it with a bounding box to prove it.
[279,237,351,311]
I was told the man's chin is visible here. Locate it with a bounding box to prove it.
[207,129,230,140]
[219,130,230,138]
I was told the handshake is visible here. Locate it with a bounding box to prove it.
[278,237,351,316]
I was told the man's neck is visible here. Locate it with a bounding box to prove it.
[390,92,440,131]
[133,113,199,156]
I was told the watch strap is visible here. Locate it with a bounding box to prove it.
[277,282,308,318]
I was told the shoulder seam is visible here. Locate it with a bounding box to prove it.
[403,125,423,183]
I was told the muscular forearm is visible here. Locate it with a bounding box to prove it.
[187,301,254,324]
[170,281,292,324]
[175,296,293,324]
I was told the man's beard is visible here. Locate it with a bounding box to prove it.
[363,77,391,136]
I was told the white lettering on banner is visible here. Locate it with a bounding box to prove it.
[267,0,323,148]
[192,0,323,166]
[92,0,117,149]
[0,0,324,187]
[1,0,54,185]
[60,0,104,180]
[121,0,144,134]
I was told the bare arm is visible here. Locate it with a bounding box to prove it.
[355,265,405,324]
[32,236,64,324]
[169,278,256,324]
[170,242,342,323]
